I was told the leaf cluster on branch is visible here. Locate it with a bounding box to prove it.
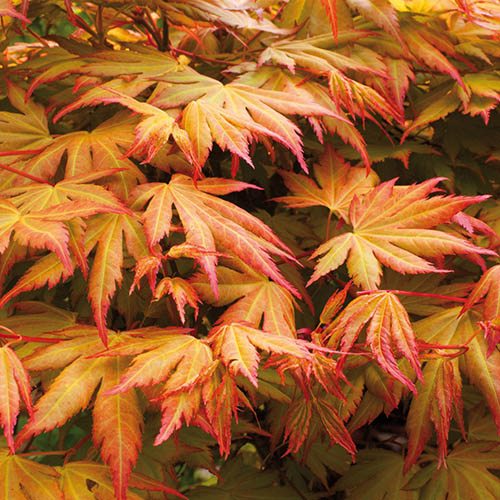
[0,0,499,498]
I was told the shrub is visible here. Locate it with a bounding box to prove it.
[0,1,498,498]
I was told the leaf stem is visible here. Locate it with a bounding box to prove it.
[325,210,333,241]
[17,450,69,457]
[171,47,239,66]
[0,326,61,344]
[357,289,468,303]
[0,162,52,184]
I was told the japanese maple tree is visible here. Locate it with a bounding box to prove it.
[0,0,499,498]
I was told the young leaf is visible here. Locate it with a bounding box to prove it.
[326,291,422,391]
[15,327,157,500]
[85,213,150,344]
[209,322,311,386]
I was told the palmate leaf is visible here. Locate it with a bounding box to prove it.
[147,71,343,175]
[0,452,180,500]
[170,0,293,34]
[188,458,297,500]
[0,191,126,284]
[345,0,401,41]
[308,178,495,289]
[334,449,418,500]
[1,210,150,345]
[405,358,465,469]
[23,43,182,100]
[404,442,500,499]
[58,461,186,500]
[0,448,62,500]
[15,326,188,500]
[275,145,379,222]
[0,84,143,195]
[405,308,500,469]
[191,260,299,338]
[283,393,357,457]
[94,333,239,453]
[325,291,422,390]
[0,82,52,155]
[131,175,298,298]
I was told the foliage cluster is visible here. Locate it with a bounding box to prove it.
[0,0,499,498]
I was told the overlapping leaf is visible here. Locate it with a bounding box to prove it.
[334,449,418,500]
[275,145,379,221]
[404,442,500,499]
[148,72,343,175]
[209,322,311,386]
[15,326,158,499]
[131,175,298,298]
[325,291,422,390]
[309,178,494,289]
[191,260,299,338]
[0,345,32,452]
[0,448,62,500]
[405,307,500,469]
[462,265,500,355]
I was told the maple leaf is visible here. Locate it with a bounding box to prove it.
[191,259,299,338]
[168,0,293,34]
[15,326,163,500]
[401,83,461,141]
[148,71,342,175]
[462,265,500,355]
[97,329,214,397]
[0,195,118,277]
[401,21,465,88]
[0,448,62,500]
[334,449,418,500]
[405,307,500,469]
[131,175,298,298]
[200,370,243,457]
[347,362,408,431]
[188,457,298,499]
[404,442,500,499]
[0,345,32,452]
[308,178,495,289]
[259,31,388,75]
[0,82,52,156]
[325,291,422,390]
[2,169,129,274]
[275,145,379,222]
[209,322,311,386]
[58,461,186,500]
